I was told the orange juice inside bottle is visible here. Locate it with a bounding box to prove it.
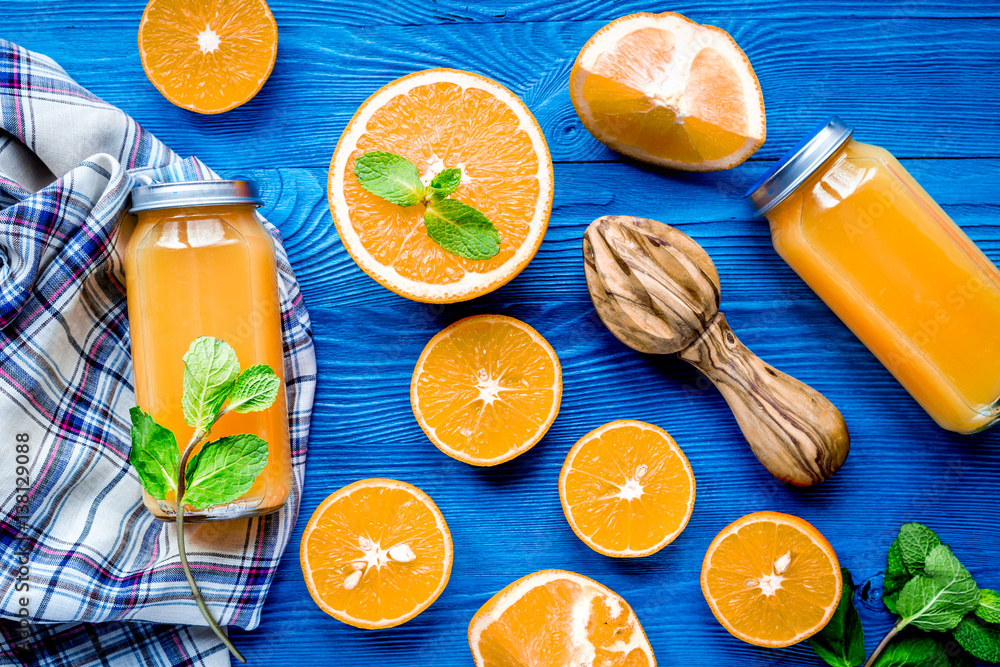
[748,118,1000,433]
[124,181,291,520]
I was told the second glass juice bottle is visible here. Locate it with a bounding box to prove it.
[746,118,1000,434]
[124,180,291,520]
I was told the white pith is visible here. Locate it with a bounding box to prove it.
[560,420,695,557]
[197,26,220,53]
[468,570,655,666]
[701,513,841,647]
[329,69,554,302]
[300,479,453,629]
[573,13,765,171]
[411,315,562,466]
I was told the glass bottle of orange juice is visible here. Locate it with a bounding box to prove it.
[125,180,291,520]
[746,117,1000,434]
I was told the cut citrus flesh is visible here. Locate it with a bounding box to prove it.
[701,511,842,647]
[300,479,453,629]
[411,315,561,466]
[138,0,278,114]
[328,69,554,303]
[469,569,656,666]
[569,12,765,171]
[559,420,695,558]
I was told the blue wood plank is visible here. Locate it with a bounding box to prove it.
[2,1,999,665]
[4,11,1000,166]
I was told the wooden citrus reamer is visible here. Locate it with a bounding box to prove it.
[583,215,850,486]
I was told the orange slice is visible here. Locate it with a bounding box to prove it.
[569,12,765,171]
[300,479,453,629]
[469,569,656,666]
[411,315,561,466]
[559,420,695,557]
[701,511,842,647]
[138,0,278,114]
[328,69,554,303]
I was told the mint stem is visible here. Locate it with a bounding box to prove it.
[175,427,246,664]
[863,619,905,667]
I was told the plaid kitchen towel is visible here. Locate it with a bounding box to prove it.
[0,39,316,666]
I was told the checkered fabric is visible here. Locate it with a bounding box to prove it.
[0,39,316,666]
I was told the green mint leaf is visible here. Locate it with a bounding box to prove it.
[872,635,973,667]
[354,151,425,207]
[128,407,178,500]
[226,365,282,414]
[181,337,240,433]
[953,613,1000,662]
[884,537,910,614]
[898,544,980,632]
[898,523,943,575]
[182,434,269,509]
[423,197,500,260]
[428,168,462,197]
[976,589,1000,623]
[808,568,866,667]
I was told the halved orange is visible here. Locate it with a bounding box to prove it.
[411,315,561,466]
[469,569,656,666]
[701,511,842,647]
[559,420,695,557]
[138,0,278,114]
[569,12,765,171]
[328,69,554,303]
[300,479,453,629]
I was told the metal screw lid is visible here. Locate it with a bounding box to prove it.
[744,116,854,216]
[129,179,263,213]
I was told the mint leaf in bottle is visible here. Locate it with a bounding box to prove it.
[354,151,426,207]
[128,407,179,501]
[183,434,269,510]
[226,364,282,414]
[181,336,239,434]
[423,197,500,260]
[429,167,462,198]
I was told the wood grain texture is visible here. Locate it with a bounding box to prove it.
[4,2,1000,665]
[584,215,721,355]
[678,313,850,486]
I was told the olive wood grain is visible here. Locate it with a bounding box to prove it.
[678,313,850,486]
[584,215,850,486]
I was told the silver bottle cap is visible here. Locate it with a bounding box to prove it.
[130,179,263,213]
[745,116,854,216]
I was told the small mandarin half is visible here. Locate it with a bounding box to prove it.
[300,479,453,629]
[569,12,765,171]
[138,0,278,114]
[328,68,554,303]
[559,420,695,557]
[701,511,842,647]
[411,315,561,466]
[468,569,656,666]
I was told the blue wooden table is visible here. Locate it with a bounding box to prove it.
[6,1,1000,665]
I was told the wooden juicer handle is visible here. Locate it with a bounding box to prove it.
[678,313,849,486]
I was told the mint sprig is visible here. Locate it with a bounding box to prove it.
[808,523,998,667]
[353,151,501,260]
[128,336,282,665]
